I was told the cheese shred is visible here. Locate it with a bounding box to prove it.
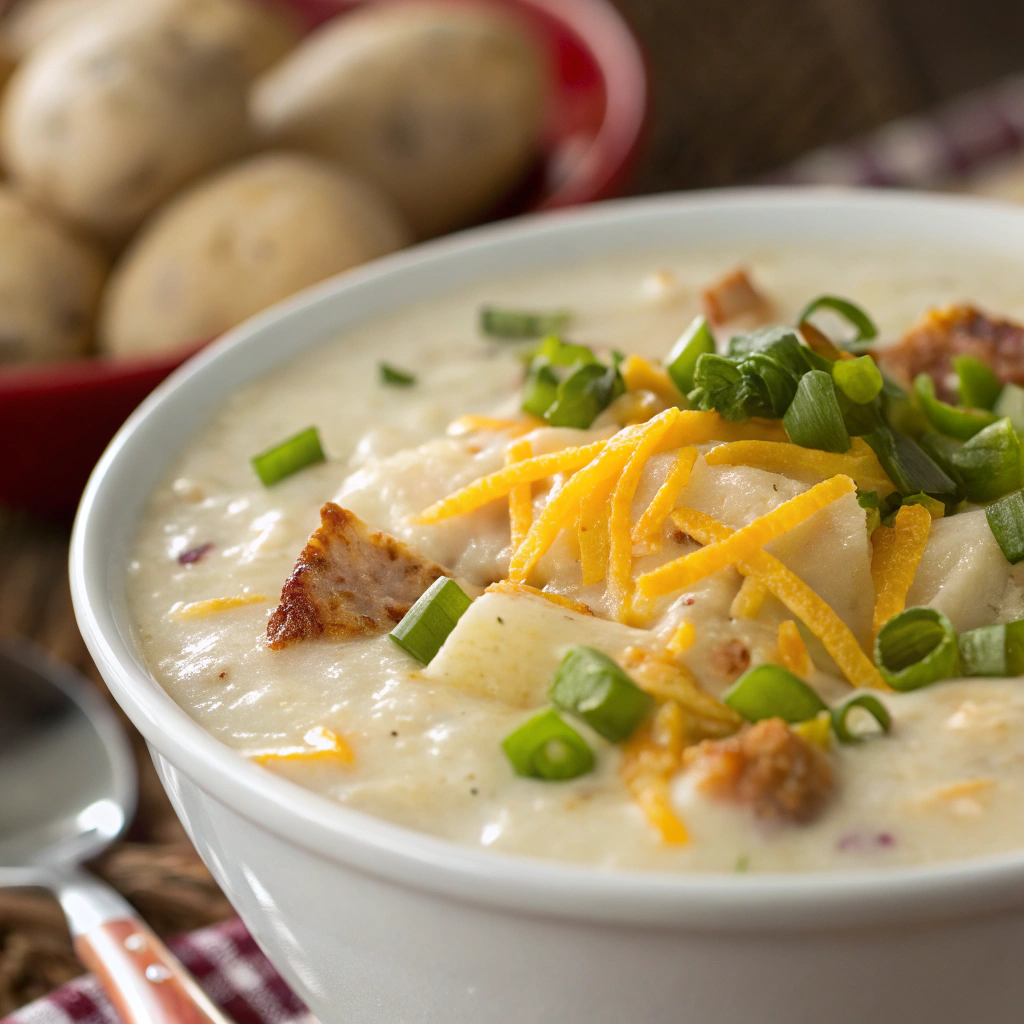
[578,479,613,585]
[172,593,268,618]
[505,438,534,551]
[252,725,354,766]
[777,619,814,677]
[870,502,933,640]
[730,576,768,619]
[632,446,698,552]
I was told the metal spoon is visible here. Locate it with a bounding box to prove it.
[0,641,234,1024]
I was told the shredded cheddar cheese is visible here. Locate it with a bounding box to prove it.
[669,507,886,690]
[777,619,813,677]
[666,620,696,655]
[793,711,832,750]
[485,580,594,616]
[703,438,893,493]
[252,725,354,766]
[870,502,932,640]
[505,438,534,551]
[578,479,613,585]
[172,593,268,618]
[637,475,856,601]
[447,415,537,437]
[658,410,789,449]
[414,439,608,525]
[631,445,698,552]
[730,576,767,619]
[620,354,684,407]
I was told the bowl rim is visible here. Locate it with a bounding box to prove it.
[71,187,1024,932]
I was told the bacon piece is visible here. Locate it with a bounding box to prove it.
[266,503,447,649]
[700,268,772,326]
[685,717,833,823]
[879,304,1024,402]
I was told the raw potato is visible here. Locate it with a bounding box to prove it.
[4,0,300,74]
[252,1,548,237]
[0,12,252,240]
[100,152,413,357]
[0,186,106,363]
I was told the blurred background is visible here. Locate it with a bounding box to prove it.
[3,0,1024,1013]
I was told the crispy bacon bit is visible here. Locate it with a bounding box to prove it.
[685,718,834,823]
[879,304,1024,402]
[266,503,447,649]
[701,268,772,326]
[707,638,751,679]
[178,542,214,565]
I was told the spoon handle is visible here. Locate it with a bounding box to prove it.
[74,917,235,1024]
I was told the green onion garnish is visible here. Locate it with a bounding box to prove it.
[722,663,828,724]
[832,355,883,405]
[949,417,1024,503]
[994,383,1024,432]
[913,374,997,441]
[830,694,891,744]
[549,646,654,742]
[900,492,945,518]
[521,359,559,418]
[544,362,623,429]
[502,709,595,780]
[798,296,878,346]
[251,427,326,486]
[874,607,960,691]
[861,425,958,498]
[379,362,416,386]
[857,489,881,533]
[665,315,716,394]
[388,577,472,665]
[954,356,1002,411]
[480,307,571,340]
[957,619,1024,677]
[782,369,851,453]
[985,488,1024,564]
[531,335,598,367]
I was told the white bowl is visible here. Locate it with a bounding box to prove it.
[71,189,1024,1024]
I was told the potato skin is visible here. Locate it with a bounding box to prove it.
[0,186,107,363]
[252,1,548,237]
[0,12,252,241]
[4,0,300,74]
[99,152,413,357]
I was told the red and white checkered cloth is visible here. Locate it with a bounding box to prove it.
[1,919,312,1024]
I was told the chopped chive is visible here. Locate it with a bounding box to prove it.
[782,369,851,453]
[502,709,595,780]
[798,296,878,346]
[665,315,716,394]
[830,694,891,744]
[388,577,471,665]
[531,335,598,367]
[480,307,571,340]
[549,646,654,742]
[251,427,325,486]
[874,607,960,691]
[953,356,1002,411]
[914,374,997,441]
[521,358,559,418]
[857,489,881,533]
[900,492,945,518]
[544,362,623,429]
[832,355,883,404]
[994,383,1024,432]
[985,488,1024,564]
[734,854,751,873]
[957,619,1024,677]
[861,425,958,498]
[379,362,416,386]
[949,417,1023,503]
[722,664,828,724]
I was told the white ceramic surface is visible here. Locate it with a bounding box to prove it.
[72,190,1024,1024]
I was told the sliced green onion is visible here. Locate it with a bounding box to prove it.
[833,355,883,404]
[549,646,654,742]
[665,315,716,394]
[985,488,1024,564]
[798,296,878,346]
[480,307,571,340]
[531,335,598,368]
[957,619,1024,677]
[994,382,1024,432]
[949,417,1023,503]
[723,664,828,724]
[379,362,416,386]
[861,425,958,498]
[954,356,1002,411]
[251,427,325,486]
[900,492,945,518]
[830,694,891,744]
[857,489,881,533]
[502,709,594,780]
[544,362,622,429]
[782,370,851,453]
[388,577,471,665]
[914,374,997,441]
[874,607,960,691]
[521,358,559,418]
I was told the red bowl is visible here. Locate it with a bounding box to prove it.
[0,0,647,520]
